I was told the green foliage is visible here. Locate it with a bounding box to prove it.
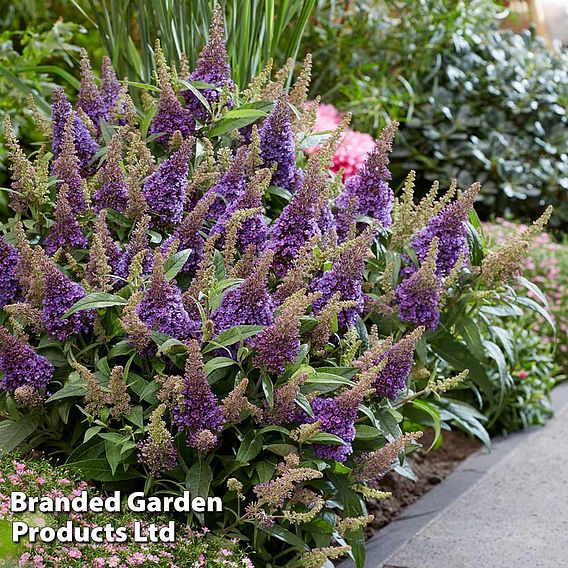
[75,0,316,86]
[303,0,568,230]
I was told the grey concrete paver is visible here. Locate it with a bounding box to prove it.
[385,384,568,568]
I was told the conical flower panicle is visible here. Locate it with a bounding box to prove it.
[211,168,271,252]
[203,146,248,220]
[396,238,442,331]
[41,260,95,341]
[212,251,275,336]
[51,113,88,214]
[259,95,297,192]
[150,69,195,142]
[311,229,373,328]
[161,190,218,274]
[93,130,128,213]
[355,327,424,400]
[142,137,194,226]
[44,185,87,255]
[91,210,122,275]
[336,121,398,229]
[171,340,225,452]
[116,215,153,279]
[77,49,106,131]
[3,115,36,213]
[14,223,47,308]
[51,87,98,173]
[267,162,324,277]
[355,432,423,486]
[101,55,122,116]
[482,206,553,286]
[304,376,373,462]
[182,3,234,124]
[0,235,20,309]
[409,183,480,277]
[136,250,197,339]
[138,404,177,477]
[0,326,54,393]
[265,372,309,424]
[251,291,315,374]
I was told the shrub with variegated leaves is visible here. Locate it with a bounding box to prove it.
[0,5,554,567]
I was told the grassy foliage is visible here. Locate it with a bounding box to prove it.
[74,0,316,86]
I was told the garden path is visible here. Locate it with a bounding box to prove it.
[348,382,568,568]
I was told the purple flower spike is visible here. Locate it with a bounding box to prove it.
[336,122,397,229]
[172,340,225,452]
[136,252,197,339]
[51,88,98,174]
[42,262,95,341]
[182,4,234,124]
[101,56,122,116]
[0,235,20,309]
[51,113,89,215]
[77,49,106,131]
[44,186,87,255]
[0,327,53,393]
[267,167,322,277]
[210,168,271,252]
[150,81,196,142]
[161,191,217,274]
[259,96,297,192]
[142,138,194,226]
[370,328,424,400]
[301,379,371,463]
[93,132,128,213]
[203,147,248,221]
[408,183,480,277]
[212,252,275,336]
[311,230,372,328]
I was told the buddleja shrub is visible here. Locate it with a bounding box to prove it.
[0,5,552,567]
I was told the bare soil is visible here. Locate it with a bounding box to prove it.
[365,430,482,536]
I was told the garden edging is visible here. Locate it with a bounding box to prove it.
[340,380,568,568]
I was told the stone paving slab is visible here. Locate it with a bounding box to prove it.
[341,383,568,568]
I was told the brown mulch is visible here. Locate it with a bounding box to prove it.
[366,429,482,537]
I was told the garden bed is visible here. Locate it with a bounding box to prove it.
[365,430,481,537]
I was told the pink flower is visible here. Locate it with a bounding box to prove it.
[313,102,342,131]
[67,548,82,559]
[517,370,529,380]
[125,553,146,565]
[35,477,46,485]
[93,559,106,568]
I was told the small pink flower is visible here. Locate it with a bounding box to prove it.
[67,548,82,559]
[517,370,529,380]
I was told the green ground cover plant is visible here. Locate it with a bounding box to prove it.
[0,5,556,567]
